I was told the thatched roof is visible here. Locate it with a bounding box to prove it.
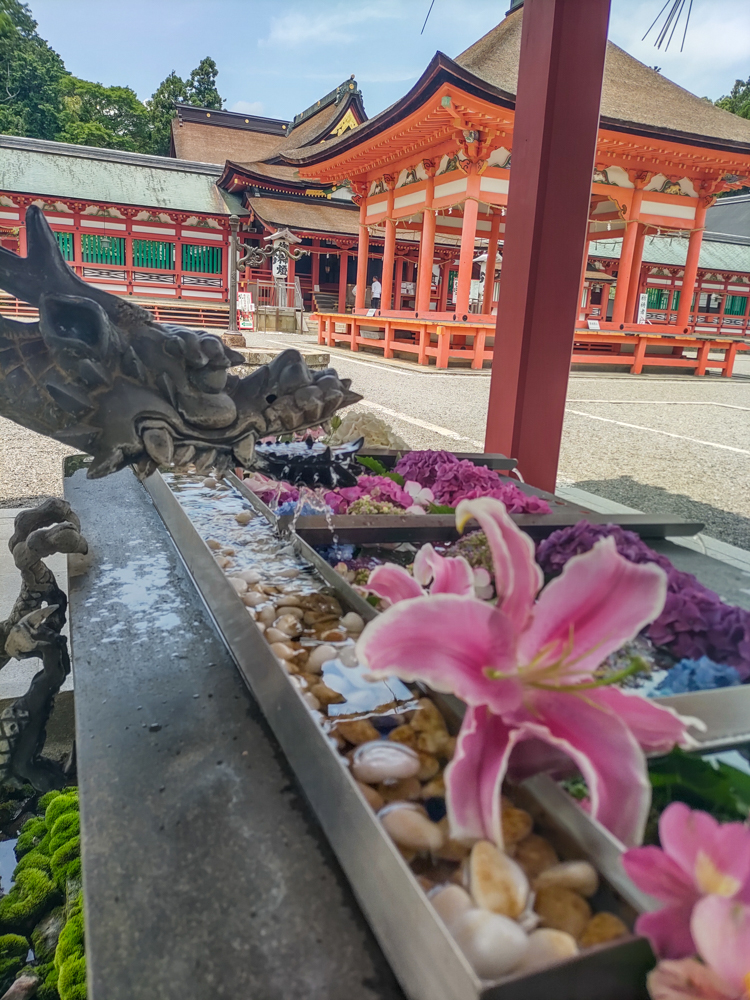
[246,197,359,237]
[457,8,750,146]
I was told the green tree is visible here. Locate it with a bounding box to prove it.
[0,0,67,139]
[716,76,750,120]
[56,76,149,150]
[186,56,223,109]
[145,70,188,155]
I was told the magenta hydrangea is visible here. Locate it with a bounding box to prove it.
[325,475,414,514]
[536,522,750,680]
[430,460,552,513]
[393,450,460,489]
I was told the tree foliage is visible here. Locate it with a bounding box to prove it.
[0,1,225,155]
[716,76,750,121]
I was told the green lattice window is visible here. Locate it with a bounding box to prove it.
[725,294,748,317]
[132,239,174,270]
[647,287,670,310]
[54,231,74,261]
[182,243,222,273]
[81,233,126,265]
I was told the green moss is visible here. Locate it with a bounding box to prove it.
[50,839,81,892]
[36,961,59,1000]
[38,791,62,812]
[44,795,78,831]
[54,906,83,972]
[0,867,60,932]
[15,817,48,858]
[31,907,64,964]
[49,814,80,856]
[57,953,86,1000]
[0,933,31,992]
[14,851,52,876]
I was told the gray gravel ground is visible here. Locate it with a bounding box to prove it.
[2,330,748,549]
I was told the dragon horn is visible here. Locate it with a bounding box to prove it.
[0,206,136,317]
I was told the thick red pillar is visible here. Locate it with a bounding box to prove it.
[482,211,502,314]
[675,199,709,331]
[484,0,610,491]
[355,197,369,312]
[338,250,349,313]
[454,170,480,318]
[611,187,644,326]
[625,223,647,323]
[394,257,404,310]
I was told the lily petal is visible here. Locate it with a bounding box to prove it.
[445,705,516,847]
[691,896,750,995]
[511,688,652,845]
[367,564,423,605]
[356,596,523,713]
[636,903,701,961]
[593,688,698,754]
[622,845,697,906]
[518,536,667,681]
[413,544,475,595]
[455,497,542,631]
[647,957,738,1000]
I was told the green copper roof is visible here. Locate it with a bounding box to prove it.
[589,235,750,274]
[0,135,245,216]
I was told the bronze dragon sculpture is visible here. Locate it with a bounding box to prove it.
[0,206,361,479]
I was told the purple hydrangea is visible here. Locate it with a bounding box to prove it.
[430,460,552,513]
[324,475,413,514]
[536,522,750,680]
[393,450,460,489]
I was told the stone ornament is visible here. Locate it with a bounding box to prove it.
[0,207,361,479]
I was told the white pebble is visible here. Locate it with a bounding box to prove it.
[469,840,530,919]
[352,741,420,784]
[203,477,217,488]
[238,569,262,584]
[270,642,295,661]
[228,577,248,595]
[258,606,276,625]
[206,538,221,550]
[340,612,365,634]
[451,909,528,980]
[255,622,266,633]
[379,803,444,852]
[276,605,304,621]
[338,645,359,668]
[303,692,321,711]
[515,928,578,973]
[430,885,473,932]
[276,595,301,607]
[277,568,299,579]
[234,510,252,525]
[307,645,337,673]
[245,608,257,620]
[265,628,289,645]
[273,614,303,637]
[533,861,599,898]
[242,592,264,608]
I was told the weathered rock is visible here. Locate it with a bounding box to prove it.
[469,840,529,919]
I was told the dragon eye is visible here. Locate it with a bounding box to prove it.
[266,394,277,404]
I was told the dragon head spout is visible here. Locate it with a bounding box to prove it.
[0,206,361,478]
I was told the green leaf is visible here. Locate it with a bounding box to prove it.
[356,456,404,484]
[426,503,455,514]
[330,414,342,431]
[648,748,750,826]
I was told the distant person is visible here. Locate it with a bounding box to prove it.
[371,276,382,309]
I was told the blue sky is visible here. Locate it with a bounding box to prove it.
[30,0,750,121]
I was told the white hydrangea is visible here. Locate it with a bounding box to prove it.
[328,409,410,450]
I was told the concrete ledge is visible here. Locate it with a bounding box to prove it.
[229,347,330,371]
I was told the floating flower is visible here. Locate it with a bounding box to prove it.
[357,498,698,848]
[404,480,435,508]
[623,802,750,959]
[647,958,740,1000]
[691,896,750,998]
[366,544,474,607]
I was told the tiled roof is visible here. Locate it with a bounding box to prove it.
[588,235,750,273]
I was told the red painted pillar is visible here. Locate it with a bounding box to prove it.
[416,172,436,314]
[287,255,296,308]
[338,250,349,313]
[611,187,644,326]
[676,198,709,331]
[355,197,369,312]
[484,0,610,491]
[381,180,396,310]
[625,223,647,323]
[394,257,404,310]
[482,211,502,315]
[311,238,320,291]
[454,169,480,319]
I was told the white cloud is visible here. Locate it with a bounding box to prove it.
[231,100,264,115]
[259,2,402,49]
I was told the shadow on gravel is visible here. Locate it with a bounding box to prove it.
[0,495,55,510]
[572,475,750,552]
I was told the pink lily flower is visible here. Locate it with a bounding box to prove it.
[623,802,750,959]
[356,498,698,848]
[366,543,475,606]
[691,896,750,998]
[647,959,740,1000]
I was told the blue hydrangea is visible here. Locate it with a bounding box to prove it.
[275,500,331,517]
[654,656,741,696]
[316,544,355,564]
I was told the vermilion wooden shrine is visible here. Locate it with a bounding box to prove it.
[290,6,750,373]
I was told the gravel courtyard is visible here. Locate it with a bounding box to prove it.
[2,334,748,549]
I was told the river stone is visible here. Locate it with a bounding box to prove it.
[469,841,529,919]
[306,645,337,672]
[534,886,591,938]
[378,802,444,852]
[429,885,473,931]
[451,909,528,980]
[515,928,579,972]
[534,860,599,898]
[351,741,421,784]
[578,912,629,947]
[340,612,365,634]
[514,834,560,880]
